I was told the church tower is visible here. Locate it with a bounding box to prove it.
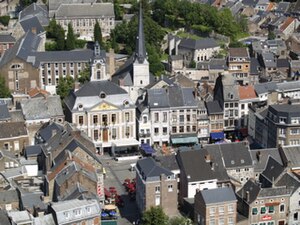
[90,41,108,81]
[133,3,150,88]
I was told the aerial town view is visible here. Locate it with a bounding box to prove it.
[0,0,299,224]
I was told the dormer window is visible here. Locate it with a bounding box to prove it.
[100,92,106,99]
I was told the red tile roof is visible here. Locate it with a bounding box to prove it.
[239,85,257,99]
[280,17,295,32]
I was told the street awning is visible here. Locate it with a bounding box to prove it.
[171,136,198,144]
[210,132,224,140]
[141,143,155,154]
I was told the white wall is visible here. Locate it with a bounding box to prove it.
[188,180,217,198]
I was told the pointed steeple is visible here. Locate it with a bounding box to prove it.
[94,41,101,58]
[135,2,147,63]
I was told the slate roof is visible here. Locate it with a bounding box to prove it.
[254,82,278,95]
[250,57,260,75]
[176,148,229,182]
[262,52,276,68]
[0,190,19,204]
[275,172,300,192]
[136,157,173,180]
[281,146,300,169]
[236,179,261,204]
[0,104,10,121]
[242,0,258,7]
[261,156,284,183]
[0,34,15,43]
[250,148,282,172]
[0,122,27,139]
[205,100,223,114]
[209,58,228,70]
[229,48,249,58]
[24,145,42,158]
[20,16,44,34]
[269,104,300,114]
[155,155,179,171]
[20,96,63,120]
[198,187,236,205]
[258,186,293,198]
[21,192,46,211]
[37,122,64,142]
[179,38,219,50]
[276,80,300,91]
[55,3,114,18]
[19,3,49,26]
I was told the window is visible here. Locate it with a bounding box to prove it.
[111,114,116,124]
[93,130,99,140]
[228,217,234,225]
[86,207,91,214]
[168,185,173,192]
[74,209,81,216]
[143,116,147,123]
[290,128,300,135]
[179,126,184,133]
[125,127,130,136]
[93,115,98,124]
[279,117,287,124]
[125,112,130,122]
[155,186,160,193]
[252,207,258,215]
[278,128,286,136]
[154,128,159,135]
[172,127,177,133]
[228,204,234,213]
[172,115,177,122]
[209,207,215,215]
[219,206,224,214]
[187,115,190,122]
[163,112,167,122]
[154,113,159,123]
[268,206,274,213]
[79,116,83,125]
[163,127,167,135]
[219,218,224,225]
[97,71,101,80]
[64,212,69,219]
[112,128,116,139]
[279,204,285,212]
[294,212,298,221]
[192,126,197,132]
[186,126,190,132]
[241,104,245,110]
[179,115,184,122]
[261,207,266,214]
[102,115,108,125]
[209,219,215,225]
[155,195,160,206]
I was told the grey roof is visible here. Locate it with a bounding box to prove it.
[0,190,19,204]
[276,80,300,91]
[250,57,260,75]
[250,148,282,172]
[276,2,290,13]
[209,59,227,70]
[50,199,100,213]
[21,192,46,211]
[24,145,42,158]
[261,156,284,183]
[37,122,64,142]
[136,157,173,180]
[0,31,42,68]
[0,122,27,139]
[155,155,179,171]
[254,82,278,95]
[0,34,15,43]
[20,16,44,34]
[179,38,219,50]
[199,187,236,205]
[55,3,114,18]
[0,210,10,225]
[147,88,169,108]
[275,172,300,192]
[135,3,147,64]
[33,214,55,225]
[281,146,300,169]
[20,96,63,120]
[176,148,229,182]
[242,0,258,7]
[270,103,300,114]
[206,142,253,169]
[237,179,261,204]
[262,52,276,68]
[258,186,293,198]
[277,58,289,68]
[206,100,223,114]
[0,104,10,121]
[19,3,49,27]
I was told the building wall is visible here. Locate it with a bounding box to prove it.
[187,180,218,198]
[226,167,254,185]
[289,187,300,225]
[0,42,14,57]
[249,195,289,225]
[0,58,40,93]
[0,135,29,156]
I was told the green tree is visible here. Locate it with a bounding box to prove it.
[66,23,76,50]
[94,21,103,46]
[114,0,123,20]
[46,18,58,39]
[78,67,91,84]
[169,216,192,225]
[56,25,65,50]
[0,16,10,26]
[268,29,276,40]
[142,206,169,225]
[57,76,74,99]
[0,76,10,98]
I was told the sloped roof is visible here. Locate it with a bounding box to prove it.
[19,3,49,26]
[280,17,295,31]
[261,156,285,183]
[0,122,27,139]
[281,146,300,169]
[205,100,223,114]
[254,82,278,95]
[20,16,44,34]
[0,104,10,121]
[239,85,257,100]
[0,34,15,43]
[250,148,282,172]
[136,157,173,180]
[236,179,261,204]
[55,3,114,18]
[198,187,236,205]
[229,48,249,58]
[37,122,64,142]
[179,38,219,50]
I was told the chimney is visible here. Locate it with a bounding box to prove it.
[31,27,37,34]
[73,81,80,92]
[210,161,215,171]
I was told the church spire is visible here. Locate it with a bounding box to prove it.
[135,2,147,63]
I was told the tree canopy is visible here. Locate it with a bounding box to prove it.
[142,206,169,225]
[94,21,103,46]
[78,67,91,84]
[66,23,76,50]
[46,19,65,51]
[57,76,74,99]
[0,76,10,98]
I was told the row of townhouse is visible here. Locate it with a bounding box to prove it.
[135,141,300,225]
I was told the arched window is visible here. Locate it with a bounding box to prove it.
[97,71,101,80]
